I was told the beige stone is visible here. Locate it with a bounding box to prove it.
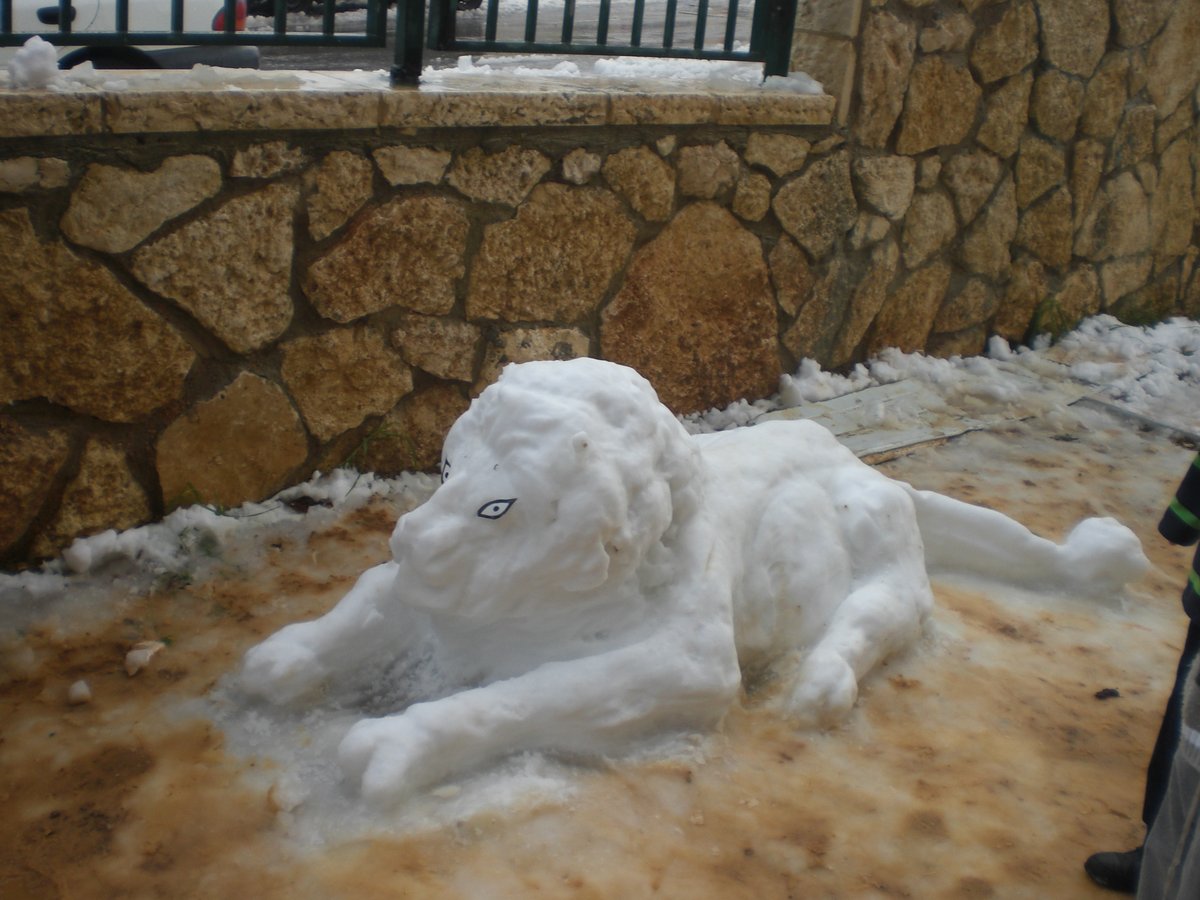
[796,0,862,36]
[1071,140,1107,231]
[1081,54,1130,139]
[935,279,999,333]
[131,183,296,353]
[0,416,70,558]
[372,146,451,186]
[1039,265,1101,335]
[896,57,983,155]
[1,208,193,423]
[305,194,469,323]
[790,34,857,125]
[902,191,957,269]
[977,71,1034,158]
[849,212,892,249]
[1114,0,1173,47]
[1110,104,1157,170]
[31,439,151,560]
[601,203,778,413]
[918,156,943,190]
[782,258,849,365]
[562,148,603,185]
[469,184,635,323]
[677,142,741,199]
[994,258,1047,343]
[0,156,68,193]
[391,315,481,382]
[475,327,590,393]
[61,156,221,254]
[1016,135,1066,209]
[920,11,974,53]
[656,136,677,157]
[960,174,1017,279]
[156,373,309,511]
[1146,0,1200,117]
[733,172,772,222]
[1136,161,1159,196]
[602,147,676,221]
[231,141,307,179]
[307,151,374,241]
[1117,271,1181,322]
[447,146,551,207]
[744,134,811,177]
[1030,69,1084,142]
[769,236,814,317]
[1151,138,1195,262]
[281,327,413,442]
[1016,188,1074,269]
[854,11,917,148]
[1038,0,1110,77]
[926,327,988,359]
[1100,256,1153,305]
[774,151,857,259]
[943,152,1003,224]
[360,383,471,474]
[1075,171,1152,261]
[970,0,1038,83]
[852,155,916,220]
[867,262,951,355]
[1157,102,1194,155]
[831,238,900,366]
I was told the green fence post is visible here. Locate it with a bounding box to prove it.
[762,0,797,78]
[392,0,427,85]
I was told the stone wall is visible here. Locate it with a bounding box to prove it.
[4,0,1200,567]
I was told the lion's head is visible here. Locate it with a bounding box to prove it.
[389,358,702,623]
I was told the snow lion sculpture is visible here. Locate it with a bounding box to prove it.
[241,358,1148,805]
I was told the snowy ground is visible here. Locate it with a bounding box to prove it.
[1,315,1198,897]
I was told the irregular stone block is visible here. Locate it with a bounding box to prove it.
[1146,0,1200,117]
[132,183,297,353]
[960,174,1017,279]
[782,257,850,365]
[231,141,307,179]
[1016,135,1066,208]
[1074,171,1151,261]
[831,238,899,366]
[601,203,778,413]
[447,146,551,207]
[475,326,590,393]
[773,150,856,259]
[156,373,309,511]
[918,156,943,190]
[995,258,1047,343]
[732,172,772,222]
[562,148,603,185]
[920,11,974,53]
[795,0,862,36]
[1016,187,1074,269]
[789,33,857,125]
[0,156,68,193]
[305,194,469,323]
[902,191,957,269]
[31,439,150,560]
[1110,104,1156,170]
[935,279,999,334]
[391,315,481,382]
[867,261,951,355]
[1156,102,1194,155]
[1100,256,1153,305]
[372,146,451,186]
[852,155,916,220]
[1114,0,1173,47]
[1071,139,1107,231]
[1112,271,1180,324]
[854,11,916,148]
[943,151,1003,224]
[970,0,1039,83]
[849,212,892,249]
[1038,265,1101,335]
[977,70,1034,158]
[1031,69,1084,142]
[281,327,413,442]
[1,208,193,422]
[744,133,811,177]
[1081,53,1130,139]
[602,146,676,221]
[0,416,70,558]
[1151,138,1195,262]
[307,151,374,241]
[1038,0,1110,77]
[61,156,221,254]
[468,184,635,323]
[360,383,471,474]
[769,236,815,318]
[926,326,988,359]
[896,57,983,155]
[677,141,741,200]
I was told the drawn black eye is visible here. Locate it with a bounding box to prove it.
[477,498,516,520]
[441,460,451,484]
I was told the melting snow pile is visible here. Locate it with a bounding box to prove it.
[6,36,60,89]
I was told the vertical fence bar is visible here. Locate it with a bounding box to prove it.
[560,0,574,43]
[762,0,797,76]
[222,0,237,34]
[596,0,609,45]
[723,0,738,51]
[693,0,708,50]
[524,0,539,42]
[1,0,11,35]
[170,0,182,35]
[663,0,677,48]
[630,0,644,47]
[322,0,336,36]
[57,0,71,34]
[116,0,129,34]
[485,0,499,42]
[370,0,388,42]
[427,0,454,49]
[392,0,426,83]
[273,0,287,36]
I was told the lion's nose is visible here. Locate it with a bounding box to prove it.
[390,510,463,586]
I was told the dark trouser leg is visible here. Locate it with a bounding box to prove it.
[1143,619,1200,828]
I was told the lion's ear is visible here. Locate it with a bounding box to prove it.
[571,431,590,455]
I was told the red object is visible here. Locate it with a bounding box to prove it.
[212,0,247,31]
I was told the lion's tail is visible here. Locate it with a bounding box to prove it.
[900,483,1149,596]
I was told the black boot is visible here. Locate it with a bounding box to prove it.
[1084,846,1143,893]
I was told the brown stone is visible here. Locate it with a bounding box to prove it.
[0,156,69,193]
[769,236,814,318]
[902,191,957,269]
[1110,104,1157,171]
[977,71,1034,158]
[131,183,296,353]
[995,258,1047,343]
[732,172,772,222]
[391,315,481,382]
[1074,172,1152,261]
[1038,0,1110,77]
[896,57,983,155]
[854,11,917,148]
[305,194,469,323]
[935,279,999,333]
[1146,0,1200,117]
[60,156,221,254]
[372,146,451,186]
[562,148,603,185]
[1030,69,1084,142]
[602,146,676,221]
[773,150,857,259]
[1151,138,1195,263]
[468,184,635,323]
[307,151,374,241]
[960,174,1017,279]
[1081,54,1130,139]
[943,152,1003,224]
[281,327,413,442]
[918,156,943,190]
[0,416,70,558]
[476,326,590,393]
[744,134,811,177]
[782,258,849,365]
[1114,0,1173,47]
[849,213,892,249]
[920,11,974,53]
[970,0,1039,83]
[677,142,741,200]
[1112,271,1180,323]
[600,203,778,413]
[1,208,194,422]
[927,326,988,359]
[231,141,307,179]
[1016,187,1074,269]
[867,262,952,355]
[831,238,900,366]
[359,383,471,474]
[31,439,151,560]
[1100,256,1153,305]
[1071,140,1107,231]
[852,155,916,220]
[1038,265,1101,335]
[447,146,551,207]
[1015,135,1066,209]
[1157,102,1194,155]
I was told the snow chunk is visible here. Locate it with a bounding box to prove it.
[7,36,60,90]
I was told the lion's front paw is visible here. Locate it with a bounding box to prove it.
[788,650,858,729]
[240,636,326,705]
[338,716,439,807]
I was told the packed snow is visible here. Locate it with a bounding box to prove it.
[6,35,59,89]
